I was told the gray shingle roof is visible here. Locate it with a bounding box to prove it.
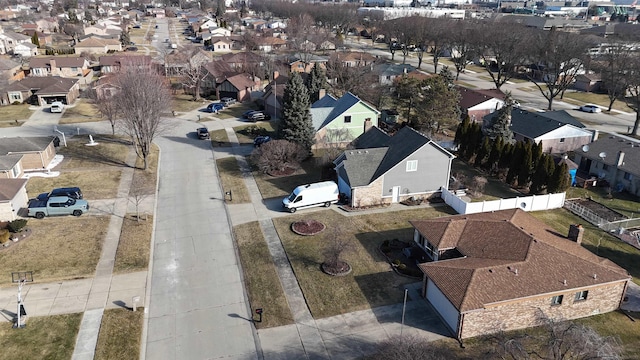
[507,109,585,139]
[0,137,54,155]
[337,126,454,187]
[374,63,415,77]
[0,154,22,171]
[575,134,640,177]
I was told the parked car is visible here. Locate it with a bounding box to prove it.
[36,186,83,201]
[125,46,138,52]
[221,97,236,107]
[28,196,89,219]
[282,181,339,213]
[253,135,271,147]
[242,110,259,119]
[50,101,64,113]
[207,102,224,112]
[580,104,602,113]
[248,111,271,122]
[197,127,210,140]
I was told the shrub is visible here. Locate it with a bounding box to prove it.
[250,139,306,174]
[240,125,269,137]
[392,259,402,266]
[12,101,21,105]
[0,229,10,244]
[397,263,407,270]
[8,219,27,233]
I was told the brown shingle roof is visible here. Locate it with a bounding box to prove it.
[7,76,78,94]
[457,87,505,109]
[29,56,87,68]
[224,73,255,90]
[0,178,28,202]
[98,54,152,66]
[415,209,629,312]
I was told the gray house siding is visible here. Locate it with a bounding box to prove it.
[382,144,451,198]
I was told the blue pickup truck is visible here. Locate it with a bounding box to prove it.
[28,196,90,219]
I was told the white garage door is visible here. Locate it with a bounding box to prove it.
[426,278,460,334]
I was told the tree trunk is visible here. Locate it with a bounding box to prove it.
[547,98,553,111]
[607,98,616,112]
[143,156,148,171]
[433,59,439,74]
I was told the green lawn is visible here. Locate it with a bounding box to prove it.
[273,206,456,319]
[234,222,294,328]
[234,122,276,145]
[252,157,325,199]
[566,187,640,218]
[0,313,82,360]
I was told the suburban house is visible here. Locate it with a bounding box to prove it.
[574,133,640,196]
[0,154,24,178]
[13,42,38,58]
[334,126,455,207]
[0,137,56,170]
[0,30,32,54]
[99,54,152,74]
[219,52,263,72]
[287,54,328,74]
[506,109,594,154]
[261,72,288,118]
[4,76,80,105]
[216,73,261,102]
[574,73,602,93]
[329,51,377,68]
[458,87,506,123]
[209,36,234,52]
[255,36,287,52]
[319,40,336,51]
[310,91,381,148]
[22,30,52,47]
[0,56,24,84]
[201,60,235,98]
[209,27,231,37]
[74,36,122,54]
[374,63,415,85]
[29,56,90,78]
[0,178,29,221]
[411,209,630,340]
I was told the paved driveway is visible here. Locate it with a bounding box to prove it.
[143,120,259,359]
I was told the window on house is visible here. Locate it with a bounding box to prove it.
[574,290,588,301]
[344,116,351,123]
[624,172,633,180]
[406,160,418,172]
[551,295,563,306]
[11,164,20,178]
[9,93,21,101]
[71,67,78,72]
[559,138,565,143]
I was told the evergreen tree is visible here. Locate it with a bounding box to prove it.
[499,142,514,170]
[305,63,326,103]
[518,141,533,187]
[483,97,514,142]
[549,163,571,193]
[216,0,226,17]
[530,154,554,194]
[474,136,491,168]
[487,136,504,171]
[277,72,315,154]
[463,122,482,160]
[439,66,455,87]
[507,141,523,185]
[454,115,470,147]
[31,32,40,47]
[120,31,130,46]
[531,141,543,169]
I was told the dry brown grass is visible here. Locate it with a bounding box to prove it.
[57,136,131,170]
[273,206,456,318]
[59,99,100,124]
[210,129,231,147]
[563,91,634,113]
[113,215,152,274]
[0,104,33,126]
[216,158,251,203]
[94,308,144,360]
[172,94,207,112]
[132,144,159,193]
[0,313,82,360]
[0,216,109,286]
[26,170,122,200]
[253,158,325,199]
[234,222,293,328]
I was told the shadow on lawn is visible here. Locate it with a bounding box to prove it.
[59,135,132,168]
[582,242,640,281]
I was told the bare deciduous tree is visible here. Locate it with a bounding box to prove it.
[625,55,640,135]
[90,86,119,135]
[595,42,636,112]
[114,59,171,170]
[179,47,210,101]
[250,139,307,174]
[129,172,152,222]
[322,224,355,273]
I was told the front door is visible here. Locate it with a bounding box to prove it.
[392,186,401,203]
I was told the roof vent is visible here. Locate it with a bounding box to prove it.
[514,269,518,276]
[563,279,567,286]
[593,274,597,280]
[488,269,493,273]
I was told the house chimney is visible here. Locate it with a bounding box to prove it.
[318,88,326,100]
[592,129,599,142]
[616,151,625,166]
[568,224,584,245]
[49,59,57,76]
[273,70,279,80]
[364,118,372,133]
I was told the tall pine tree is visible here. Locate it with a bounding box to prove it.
[305,63,326,104]
[31,32,40,47]
[278,72,315,154]
[517,141,533,188]
[549,163,571,193]
[530,154,555,194]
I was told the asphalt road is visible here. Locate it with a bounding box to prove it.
[143,120,259,360]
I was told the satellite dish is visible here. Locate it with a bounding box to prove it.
[582,145,589,152]
[599,152,607,159]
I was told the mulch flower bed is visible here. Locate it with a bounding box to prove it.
[267,167,296,177]
[379,239,424,278]
[321,261,352,276]
[291,220,326,236]
[338,203,390,212]
[0,228,33,251]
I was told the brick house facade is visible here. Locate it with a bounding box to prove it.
[412,209,630,340]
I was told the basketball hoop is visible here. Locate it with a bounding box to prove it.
[11,271,33,329]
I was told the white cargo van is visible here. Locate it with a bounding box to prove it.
[50,102,64,113]
[282,181,339,213]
